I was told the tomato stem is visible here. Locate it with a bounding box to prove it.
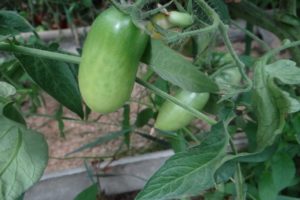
[219,23,253,93]
[182,127,200,145]
[261,40,300,63]
[141,1,174,19]
[0,42,81,64]
[162,0,220,43]
[235,162,246,200]
[229,139,245,200]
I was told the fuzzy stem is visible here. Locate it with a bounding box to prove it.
[218,23,253,92]
[0,42,80,64]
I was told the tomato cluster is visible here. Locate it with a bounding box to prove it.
[79,6,239,131]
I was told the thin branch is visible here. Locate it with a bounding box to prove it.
[0,42,80,64]
[262,40,300,63]
[218,23,253,92]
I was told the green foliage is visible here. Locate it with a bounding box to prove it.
[16,51,84,118]
[205,0,230,23]
[0,98,48,200]
[258,171,278,200]
[135,108,154,128]
[271,152,296,192]
[0,0,300,199]
[74,184,99,200]
[0,11,34,36]
[0,81,16,98]
[253,59,300,150]
[143,39,218,93]
[136,122,229,200]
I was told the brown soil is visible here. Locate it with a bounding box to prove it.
[24,82,157,173]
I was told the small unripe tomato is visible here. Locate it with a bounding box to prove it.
[168,11,194,28]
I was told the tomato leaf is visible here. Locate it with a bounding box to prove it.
[252,59,300,150]
[15,52,84,118]
[0,11,34,36]
[0,34,12,42]
[3,102,26,125]
[214,159,236,183]
[143,39,218,93]
[74,183,99,200]
[258,171,277,200]
[251,59,300,149]
[281,91,300,113]
[0,103,48,200]
[0,81,16,98]
[136,122,229,200]
[277,195,300,200]
[202,0,230,24]
[234,145,277,163]
[265,60,300,84]
[271,153,295,191]
[153,77,170,106]
[135,108,154,128]
[252,60,287,150]
[216,144,277,184]
[276,13,300,27]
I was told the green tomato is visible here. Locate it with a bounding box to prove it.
[168,11,194,28]
[215,67,242,87]
[155,89,210,131]
[211,52,242,89]
[79,7,149,113]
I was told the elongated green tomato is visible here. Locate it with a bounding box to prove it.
[168,11,193,28]
[155,90,210,131]
[79,7,149,113]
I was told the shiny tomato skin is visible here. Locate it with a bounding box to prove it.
[168,11,193,28]
[79,7,149,113]
[155,90,209,131]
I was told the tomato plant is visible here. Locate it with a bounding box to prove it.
[0,1,300,200]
